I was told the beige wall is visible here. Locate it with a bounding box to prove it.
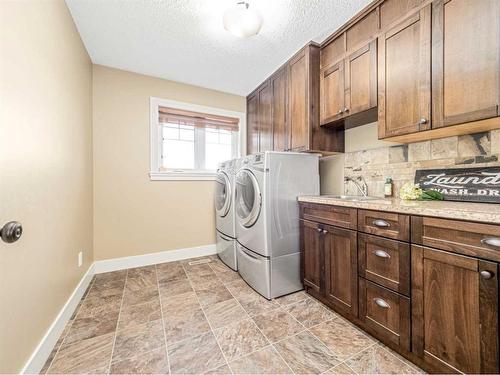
[92,66,245,261]
[0,1,93,373]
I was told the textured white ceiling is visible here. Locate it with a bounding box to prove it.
[66,0,371,95]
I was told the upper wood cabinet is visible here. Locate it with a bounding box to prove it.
[345,40,378,118]
[257,81,273,152]
[320,60,345,124]
[378,6,431,139]
[412,245,499,374]
[432,0,500,128]
[288,47,311,151]
[270,67,288,152]
[246,43,344,155]
[246,92,259,155]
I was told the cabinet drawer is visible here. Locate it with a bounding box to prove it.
[358,234,410,296]
[300,203,357,229]
[359,278,410,351]
[412,216,500,262]
[358,210,409,241]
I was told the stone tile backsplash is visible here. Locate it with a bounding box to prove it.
[344,130,500,198]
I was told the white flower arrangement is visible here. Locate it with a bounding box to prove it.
[399,182,444,201]
[400,182,423,200]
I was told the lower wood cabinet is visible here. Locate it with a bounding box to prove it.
[300,219,358,319]
[359,278,410,351]
[323,225,358,318]
[300,219,322,294]
[411,245,499,374]
[300,203,500,374]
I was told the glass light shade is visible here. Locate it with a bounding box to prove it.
[223,3,263,38]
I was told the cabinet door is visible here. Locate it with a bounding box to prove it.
[271,67,288,151]
[378,6,431,139]
[432,0,500,128]
[300,220,323,294]
[320,59,345,125]
[345,40,377,117]
[324,225,358,318]
[258,81,273,152]
[288,50,310,151]
[412,245,499,374]
[246,93,259,155]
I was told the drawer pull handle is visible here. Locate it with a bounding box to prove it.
[480,270,495,279]
[373,298,390,309]
[372,219,390,228]
[481,237,500,248]
[374,249,391,259]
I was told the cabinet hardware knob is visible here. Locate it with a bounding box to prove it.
[338,109,343,114]
[481,237,500,248]
[480,270,494,279]
[373,298,390,309]
[419,118,428,125]
[322,229,328,234]
[374,249,391,259]
[343,107,349,113]
[316,227,323,233]
[0,221,23,243]
[372,219,390,228]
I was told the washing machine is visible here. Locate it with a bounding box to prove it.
[215,159,238,271]
[235,151,320,298]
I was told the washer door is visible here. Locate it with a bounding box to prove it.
[215,171,231,217]
[235,169,261,228]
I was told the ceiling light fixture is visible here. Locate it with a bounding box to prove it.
[223,1,263,38]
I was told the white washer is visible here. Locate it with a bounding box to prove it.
[215,159,238,271]
[235,152,320,299]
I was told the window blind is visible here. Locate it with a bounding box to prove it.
[158,106,239,132]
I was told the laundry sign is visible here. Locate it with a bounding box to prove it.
[414,167,500,203]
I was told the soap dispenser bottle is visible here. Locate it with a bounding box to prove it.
[384,177,393,198]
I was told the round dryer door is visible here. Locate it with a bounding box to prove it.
[215,171,231,217]
[235,169,261,228]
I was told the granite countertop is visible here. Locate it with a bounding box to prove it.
[297,195,500,225]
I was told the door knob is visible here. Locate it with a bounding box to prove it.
[480,270,494,280]
[1,221,23,243]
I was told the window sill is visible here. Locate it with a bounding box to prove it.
[149,171,217,181]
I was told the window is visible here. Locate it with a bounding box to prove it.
[150,98,244,180]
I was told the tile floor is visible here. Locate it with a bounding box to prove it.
[41,255,423,374]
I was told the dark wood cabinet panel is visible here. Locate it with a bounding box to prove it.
[324,225,358,318]
[358,209,409,241]
[270,67,288,152]
[358,233,410,295]
[258,81,273,152]
[300,203,357,230]
[380,0,426,29]
[411,216,500,262]
[345,40,378,117]
[300,219,323,294]
[432,0,500,128]
[321,34,346,69]
[412,245,499,374]
[346,8,379,52]
[359,278,411,351]
[246,93,259,155]
[320,60,345,125]
[288,49,309,151]
[378,6,431,139]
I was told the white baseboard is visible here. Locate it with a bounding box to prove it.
[21,263,95,375]
[21,244,216,374]
[93,244,217,274]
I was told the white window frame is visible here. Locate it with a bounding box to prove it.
[150,97,246,181]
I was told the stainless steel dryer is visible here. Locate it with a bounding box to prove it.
[215,159,238,271]
[235,152,320,299]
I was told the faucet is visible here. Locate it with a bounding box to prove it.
[344,176,368,197]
